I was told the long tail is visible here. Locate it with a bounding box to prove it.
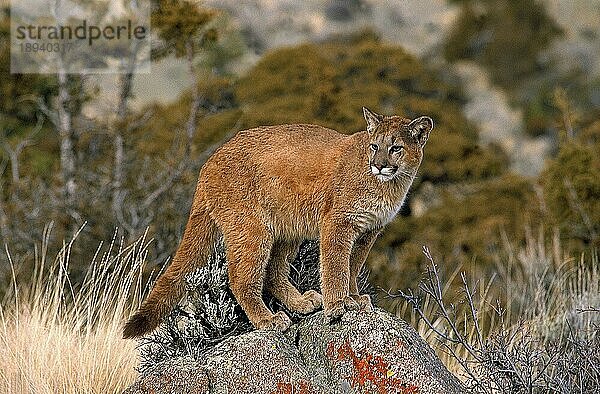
[123,208,218,338]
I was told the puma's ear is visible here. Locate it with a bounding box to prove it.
[409,116,434,146]
[363,107,384,134]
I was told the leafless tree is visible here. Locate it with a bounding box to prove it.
[56,67,77,206]
[111,0,151,222]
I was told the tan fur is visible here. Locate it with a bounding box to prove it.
[123,108,433,338]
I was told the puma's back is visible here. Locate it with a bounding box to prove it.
[198,124,356,240]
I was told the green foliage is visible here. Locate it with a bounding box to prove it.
[0,9,59,184]
[443,0,579,139]
[519,70,597,138]
[444,0,562,90]
[151,0,218,59]
[196,13,248,75]
[541,117,600,249]
[133,77,237,156]
[234,44,341,128]
[522,88,558,137]
[0,8,56,136]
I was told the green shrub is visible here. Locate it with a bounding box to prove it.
[541,118,600,249]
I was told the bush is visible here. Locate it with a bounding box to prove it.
[540,118,600,250]
[444,0,562,91]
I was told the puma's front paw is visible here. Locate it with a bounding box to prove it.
[350,294,374,312]
[300,290,323,313]
[256,311,292,331]
[288,290,323,314]
[324,296,360,323]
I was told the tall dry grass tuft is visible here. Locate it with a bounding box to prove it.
[0,225,151,394]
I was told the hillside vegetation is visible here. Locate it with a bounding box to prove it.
[1,1,598,392]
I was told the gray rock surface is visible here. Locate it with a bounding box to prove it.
[125,309,464,394]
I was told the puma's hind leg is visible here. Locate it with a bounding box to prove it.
[265,240,323,314]
[224,221,291,331]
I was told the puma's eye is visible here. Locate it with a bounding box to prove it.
[389,145,404,154]
[369,143,379,152]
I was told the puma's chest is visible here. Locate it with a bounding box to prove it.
[347,197,405,230]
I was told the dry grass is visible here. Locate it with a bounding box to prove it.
[393,228,600,392]
[0,225,150,394]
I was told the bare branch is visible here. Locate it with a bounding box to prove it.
[0,114,44,183]
[141,117,242,210]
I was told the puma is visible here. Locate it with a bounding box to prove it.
[123,107,433,338]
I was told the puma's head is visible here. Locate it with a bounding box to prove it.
[363,107,433,182]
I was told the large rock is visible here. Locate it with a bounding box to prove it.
[125,309,464,394]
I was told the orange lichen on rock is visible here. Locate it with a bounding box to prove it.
[327,339,419,394]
